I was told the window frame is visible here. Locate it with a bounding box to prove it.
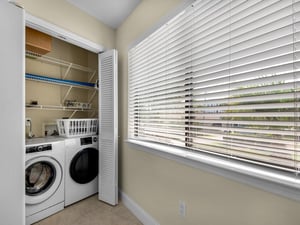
[127,0,300,201]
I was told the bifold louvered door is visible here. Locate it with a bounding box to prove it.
[98,49,118,205]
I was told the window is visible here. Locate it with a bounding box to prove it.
[128,0,300,176]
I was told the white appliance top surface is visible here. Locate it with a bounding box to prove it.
[26,136,65,146]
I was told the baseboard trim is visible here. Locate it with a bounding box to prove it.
[120,190,160,225]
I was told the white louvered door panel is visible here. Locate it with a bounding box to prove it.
[98,49,118,205]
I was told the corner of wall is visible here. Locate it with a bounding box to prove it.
[120,190,160,225]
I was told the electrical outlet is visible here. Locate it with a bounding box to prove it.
[25,117,31,126]
[179,200,186,217]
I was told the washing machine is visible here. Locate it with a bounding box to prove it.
[64,135,98,206]
[25,137,65,225]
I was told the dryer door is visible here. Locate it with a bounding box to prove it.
[25,156,63,205]
[70,147,98,184]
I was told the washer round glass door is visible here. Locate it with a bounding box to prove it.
[25,156,62,205]
[70,148,98,184]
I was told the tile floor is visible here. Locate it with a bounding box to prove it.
[34,195,143,225]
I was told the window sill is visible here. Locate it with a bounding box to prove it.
[126,139,300,201]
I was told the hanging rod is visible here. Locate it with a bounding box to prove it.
[26,51,97,74]
[25,73,96,89]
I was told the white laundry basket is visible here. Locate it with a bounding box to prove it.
[56,119,98,137]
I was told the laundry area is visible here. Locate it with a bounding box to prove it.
[24,26,118,225]
[25,27,99,138]
[4,1,300,225]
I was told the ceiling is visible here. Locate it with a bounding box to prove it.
[67,0,141,29]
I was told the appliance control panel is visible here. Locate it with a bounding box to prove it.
[26,144,52,154]
[80,136,98,145]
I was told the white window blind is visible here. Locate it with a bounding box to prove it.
[128,0,300,173]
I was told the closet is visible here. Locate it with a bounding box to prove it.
[0,4,118,224]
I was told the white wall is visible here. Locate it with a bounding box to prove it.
[0,1,25,225]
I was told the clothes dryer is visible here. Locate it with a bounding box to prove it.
[64,135,98,206]
[25,137,65,225]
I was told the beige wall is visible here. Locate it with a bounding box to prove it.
[17,0,115,49]
[116,1,300,225]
